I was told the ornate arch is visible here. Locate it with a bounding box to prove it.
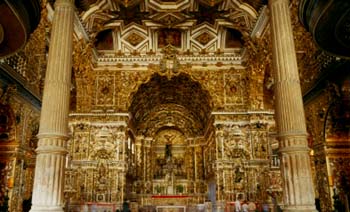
[128,73,213,137]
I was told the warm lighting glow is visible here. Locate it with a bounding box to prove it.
[309,149,314,156]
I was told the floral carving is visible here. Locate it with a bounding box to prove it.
[125,33,145,46]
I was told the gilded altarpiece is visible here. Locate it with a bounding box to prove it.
[212,113,282,208]
[70,21,282,208]
[65,115,129,210]
[305,82,350,212]
[75,67,252,113]
[0,86,40,212]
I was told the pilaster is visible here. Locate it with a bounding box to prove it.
[135,136,143,178]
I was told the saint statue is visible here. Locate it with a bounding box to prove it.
[165,143,172,160]
[164,134,175,161]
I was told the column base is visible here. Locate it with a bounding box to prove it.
[282,205,318,212]
[30,205,64,212]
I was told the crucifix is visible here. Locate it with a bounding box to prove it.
[164,134,175,161]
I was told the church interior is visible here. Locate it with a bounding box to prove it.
[0,0,349,211]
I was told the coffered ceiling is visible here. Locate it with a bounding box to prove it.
[72,0,267,58]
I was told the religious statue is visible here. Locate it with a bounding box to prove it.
[234,167,244,183]
[164,134,175,161]
[165,143,172,160]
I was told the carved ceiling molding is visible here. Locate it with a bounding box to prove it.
[69,113,129,126]
[212,110,275,125]
[80,0,257,28]
[147,0,192,11]
[128,73,212,137]
[94,54,243,67]
[74,0,260,59]
[137,104,204,137]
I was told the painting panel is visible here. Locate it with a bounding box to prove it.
[95,29,114,50]
[225,28,243,48]
[158,29,182,48]
[224,73,244,105]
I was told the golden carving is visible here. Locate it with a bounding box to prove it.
[22,3,49,96]
[159,45,181,79]
[290,0,321,94]
[125,33,145,46]
[2,0,344,210]
[244,34,273,110]
[195,32,215,45]
[0,85,39,211]
[65,119,127,205]
[73,39,94,112]
[95,75,116,106]
[224,72,246,105]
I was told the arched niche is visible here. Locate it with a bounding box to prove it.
[94,29,114,50]
[225,28,244,49]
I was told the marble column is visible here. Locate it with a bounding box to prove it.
[269,0,317,211]
[30,0,74,211]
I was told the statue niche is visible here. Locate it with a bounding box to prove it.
[164,134,174,161]
[153,129,187,195]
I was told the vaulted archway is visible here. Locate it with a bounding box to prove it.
[129,73,213,138]
[126,73,214,202]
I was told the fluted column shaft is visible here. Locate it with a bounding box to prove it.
[30,0,74,211]
[269,0,317,211]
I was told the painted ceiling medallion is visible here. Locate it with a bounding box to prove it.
[194,32,215,46]
[125,32,145,46]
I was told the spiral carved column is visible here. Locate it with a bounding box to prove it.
[269,0,317,211]
[30,0,74,211]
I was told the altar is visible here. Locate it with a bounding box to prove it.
[150,195,191,206]
[67,202,116,212]
[156,205,186,212]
